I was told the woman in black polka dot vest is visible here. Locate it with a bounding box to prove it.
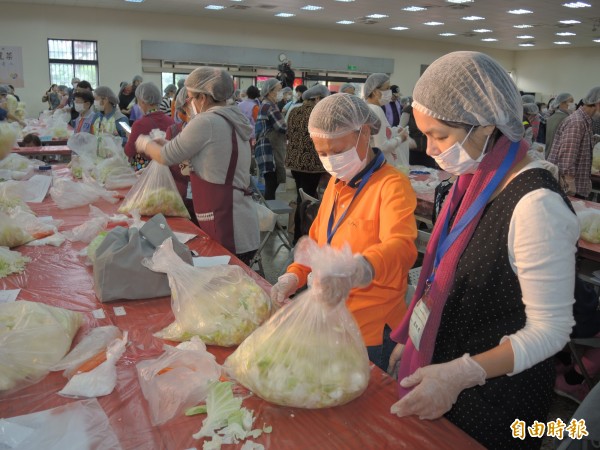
[388,52,579,450]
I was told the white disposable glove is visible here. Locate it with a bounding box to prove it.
[135,134,152,154]
[390,354,487,420]
[312,255,374,308]
[270,273,299,307]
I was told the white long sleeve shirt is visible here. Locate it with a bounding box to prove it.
[503,160,579,374]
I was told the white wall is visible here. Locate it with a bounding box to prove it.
[514,48,600,104]
[2,2,597,118]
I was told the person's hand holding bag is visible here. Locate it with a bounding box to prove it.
[312,254,373,308]
[135,134,152,154]
[270,273,299,307]
[390,354,486,420]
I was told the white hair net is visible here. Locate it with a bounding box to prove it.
[261,78,281,98]
[412,51,524,142]
[0,85,8,95]
[339,83,355,93]
[177,78,185,89]
[164,84,176,95]
[184,67,234,102]
[363,73,389,99]
[135,82,162,105]
[308,93,381,139]
[302,84,330,101]
[521,94,535,104]
[523,103,539,115]
[132,75,143,83]
[281,87,292,95]
[583,86,600,105]
[554,93,573,106]
[94,86,119,106]
[175,87,188,111]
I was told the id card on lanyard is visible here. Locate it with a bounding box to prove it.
[326,151,385,244]
[408,141,520,350]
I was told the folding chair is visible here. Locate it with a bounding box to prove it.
[248,176,293,275]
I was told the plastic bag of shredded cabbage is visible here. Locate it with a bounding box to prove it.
[0,122,19,160]
[224,239,370,408]
[578,209,600,244]
[118,160,189,218]
[50,173,118,209]
[0,300,82,392]
[0,246,31,277]
[143,238,271,346]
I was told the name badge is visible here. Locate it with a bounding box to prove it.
[409,297,431,352]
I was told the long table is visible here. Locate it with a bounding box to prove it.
[0,170,483,449]
[12,145,72,157]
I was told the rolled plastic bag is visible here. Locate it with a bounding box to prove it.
[0,398,122,450]
[136,337,222,425]
[51,325,122,378]
[118,160,190,218]
[58,332,128,398]
[0,301,83,393]
[224,240,370,408]
[143,238,271,345]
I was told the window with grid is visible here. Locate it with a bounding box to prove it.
[48,39,98,88]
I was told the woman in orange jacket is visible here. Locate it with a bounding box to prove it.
[271,93,418,370]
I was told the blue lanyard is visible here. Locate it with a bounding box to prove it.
[327,151,385,244]
[428,141,520,283]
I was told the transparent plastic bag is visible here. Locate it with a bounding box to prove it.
[0,206,56,247]
[64,205,109,244]
[0,154,41,173]
[143,238,271,346]
[94,156,134,184]
[97,133,123,159]
[0,122,19,160]
[577,209,600,244]
[224,239,370,408]
[50,173,118,209]
[0,300,83,393]
[104,167,137,189]
[51,325,122,378]
[136,337,222,425]
[118,160,190,218]
[0,398,122,450]
[0,246,30,278]
[58,332,128,398]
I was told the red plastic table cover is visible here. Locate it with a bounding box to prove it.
[0,173,483,450]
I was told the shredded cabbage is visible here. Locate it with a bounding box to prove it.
[0,246,31,277]
[0,123,18,160]
[119,188,189,218]
[87,231,108,263]
[192,381,271,449]
[578,210,600,244]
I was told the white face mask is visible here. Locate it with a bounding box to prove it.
[433,126,489,176]
[190,100,199,118]
[319,129,367,182]
[276,91,284,102]
[74,102,85,113]
[379,89,392,106]
[94,100,104,111]
[567,102,576,112]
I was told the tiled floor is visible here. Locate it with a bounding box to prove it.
[256,183,580,449]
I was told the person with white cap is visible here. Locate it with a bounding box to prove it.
[135,67,259,265]
[545,92,574,157]
[91,86,129,144]
[548,86,600,199]
[255,78,287,199]
[339,83,355,95]
[160,84,177,116]
[285,84,331,244]
[124,82,174,170]
[363,73,410,168]
[386,51,578,450]
[271,93,418,371]
[522,102,539,146]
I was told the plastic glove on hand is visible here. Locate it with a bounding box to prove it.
[387,343,404,378]
[270,273,299,307]
[135,135,152,154]
[390,354,486,420]
[312,255,373,308]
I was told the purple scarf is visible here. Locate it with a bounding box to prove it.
[390,136,529,398]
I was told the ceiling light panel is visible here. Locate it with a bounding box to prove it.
[595,39,600,43]
[559,19,581,24]
[301,5,323,10]
[554,41,571,44]
[336,20,354,24]
[447,0,473,3]
[275,12,295,17]
[516,35,535,39]
[366,13,389,19]
[391,26,409,30]
[519,43,535,47]
[562,2,591,7]
[513,24,533,28]
[508,9,533,14]
[424,21,444,26]
[439,32,456,36]
[473,29,492,32]
[205,5,225,9]
[556,32,576,36]
[462,16,485,21]
[124,0,144,3]
[402,6,427,12]
[481,38,498,41]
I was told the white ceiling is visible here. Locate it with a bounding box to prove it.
[6,0,600,51]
